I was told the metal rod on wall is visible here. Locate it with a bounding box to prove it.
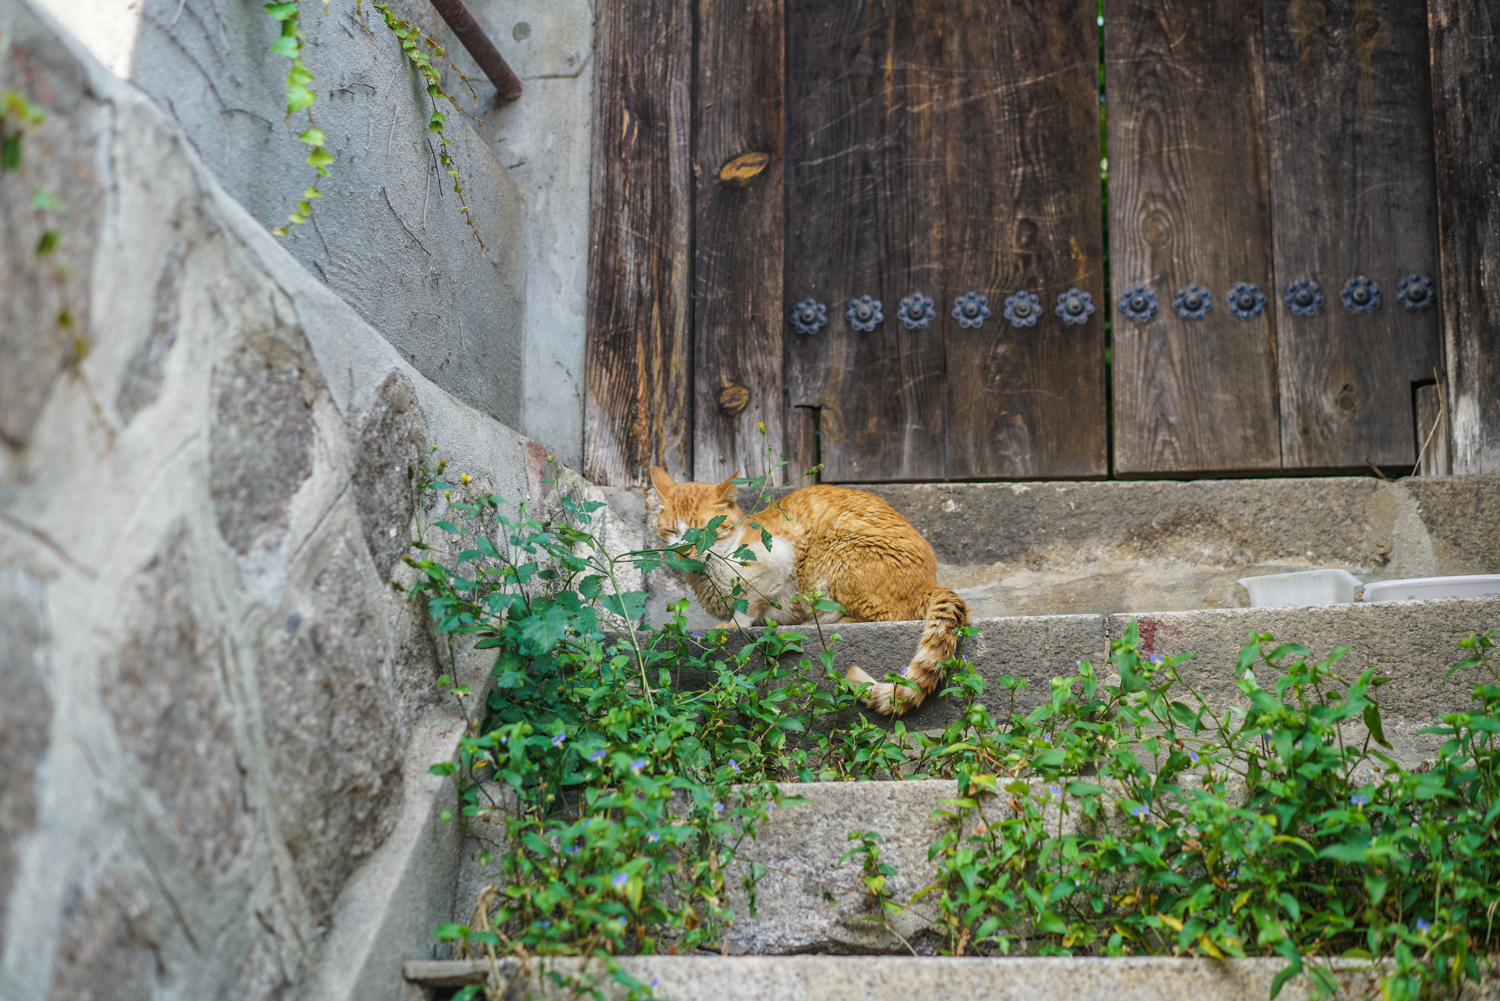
[428,0,523,100]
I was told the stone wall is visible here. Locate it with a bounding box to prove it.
[0,4,635,998]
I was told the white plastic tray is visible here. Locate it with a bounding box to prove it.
[1237,569,1362,607]
[1361,575,1500,602]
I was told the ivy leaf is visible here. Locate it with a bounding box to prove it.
[269,35,301,57]
[286,84,317,113]
[297,127,326,146]
[263,2,299,20]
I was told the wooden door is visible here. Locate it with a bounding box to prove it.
[585,0,1463,488]
[779,0,1108,483]
[1106,0,1443,476]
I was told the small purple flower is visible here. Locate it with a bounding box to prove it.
[1148,653,1165,666]
[1186,751,1199,765]
[535,919,552,929]
[691,631,705,641]
[713,802,725,815]
[646,832,660,844]
[651,978,660,990]
[1049,785,1063,799]
[727,759,740,773]
[551,731,567,748]
[1041,731,1053,744]
[565,843,579,855]
[612,872,629,890]
[630,758,648,774]
[1415,917,1432,934]
[588,748,606,764]
[1131,805,1149,819]
[1350,793,1369,807]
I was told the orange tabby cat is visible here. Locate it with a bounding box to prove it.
[650,467,968,715]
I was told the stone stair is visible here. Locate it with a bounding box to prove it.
[421,474,1500,1000]
[402,955,1410,1001]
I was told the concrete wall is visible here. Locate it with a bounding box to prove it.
[33,0,596,467]
[0,4,635,998]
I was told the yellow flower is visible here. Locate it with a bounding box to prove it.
[758,422,765,434]
[461,473,472,483]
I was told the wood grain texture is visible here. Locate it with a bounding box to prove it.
[783,0,947,482]
[944,0,1107,479]
[584,0,694,485]
[693,0,787,485]
[1265,0,1442,470]
[1414,382,1451,476]
[1105,0,1281,475]
[1429,0,1500,475]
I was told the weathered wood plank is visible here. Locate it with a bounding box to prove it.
[584,0,694,486]
[692,0,786,485]
[1105,0,1281,475]
[1414,382,1451,476]
[783,0,947,482]
[1429,0,1500,475]
[944,0,1106,479]
[1264,0,1442,470]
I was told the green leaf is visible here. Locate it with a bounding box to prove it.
[286,84,317,113]
[34,229,58,255]
[264,2,299,20]
[297,127,326,146]
[1362,703,1391,748]
[305,148,335,167]
[269,35,301,57]
[30,189,65,211]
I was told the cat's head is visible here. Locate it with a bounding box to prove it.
[650,466,743,547]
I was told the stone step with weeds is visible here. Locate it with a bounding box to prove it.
[642,474,1500,625]
[452,598,1500,955]
[403,955,1431,1001]
[716,595,1500,763]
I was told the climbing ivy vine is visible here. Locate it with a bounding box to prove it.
[260,0,485,253]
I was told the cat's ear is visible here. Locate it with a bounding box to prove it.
[715,474,740,503]
[649,466,677,497]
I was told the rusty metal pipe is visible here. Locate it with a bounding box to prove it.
[427,0,523,100]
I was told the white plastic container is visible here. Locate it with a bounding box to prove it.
[1237,569,1363,607]
[1362,575,1500,602]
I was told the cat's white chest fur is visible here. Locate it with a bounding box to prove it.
[691,526,802,626]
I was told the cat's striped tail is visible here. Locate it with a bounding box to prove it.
[845,586,969,715]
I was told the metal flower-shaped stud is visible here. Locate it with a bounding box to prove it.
[952,291,991,329]
[1172,283,1213,320]
[1227,282,1266,320]
[1118,284,1158,322]
[1003,290,1041,327]
[1055,288,1095,325]
[789,298,827,334]
[1340,276,1381,315]
[846,295,883,331]
[1284,278,1323,316]
[1396,273,1435,312]
[897,293,935,330]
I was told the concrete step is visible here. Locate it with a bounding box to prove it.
[640,474,1500,624]
[452,598,1500,957]
[730,595,1500,763]
[403,955,1410,1001]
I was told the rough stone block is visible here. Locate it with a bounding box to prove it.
[0,567,50,952]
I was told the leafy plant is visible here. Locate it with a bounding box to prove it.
[370,2,487,254]
[262,1,335,236]
[402,449,958,999]
[921,622,1500,999]
[260,0,486,250]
